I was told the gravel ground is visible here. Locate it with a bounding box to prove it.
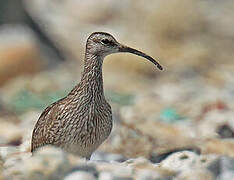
[0,0,234,179]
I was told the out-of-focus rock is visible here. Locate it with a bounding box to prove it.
[196,110,234,139]
[158,151,218,173]
[113,177,133,180]
[201,138,234,157]
[177,169,215,180]
[207,156,234,180]
[99,172,114,180]
[3,151,31,180]
[104,123,156,158]
[19,146,71,180]
[0,155,3,180]
[1,145,233,180]
[218,156,234,180]
[64,171,97,180]
[120,93,161,124]
[217,124,234,139]
[91,151,126,162]
[0,25,42,86]
[125,157,174,179]
[66,164,99,178]
[93,161,133,178]
[0,146,22,161]
[109,118,197,158]
[92,157,173,179]
[19,111,41,152]
[134,169,163,180]
[0,122,22,145]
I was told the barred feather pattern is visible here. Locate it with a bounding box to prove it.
[31,50,112,159]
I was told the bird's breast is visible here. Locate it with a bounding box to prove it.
[61,102,112,155]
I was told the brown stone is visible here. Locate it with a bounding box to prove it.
[0,26,42,86]
[0,42,41,86]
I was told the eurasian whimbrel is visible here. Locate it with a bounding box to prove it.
[31,32,163,159]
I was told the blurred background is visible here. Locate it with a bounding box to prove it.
[0,0,234,160]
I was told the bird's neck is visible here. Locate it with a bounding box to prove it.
[79,52,104,98]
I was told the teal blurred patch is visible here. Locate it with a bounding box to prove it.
[8,89,69,113]
[160,107,185,123]
[105,90,135,106]
[7,89,135,113]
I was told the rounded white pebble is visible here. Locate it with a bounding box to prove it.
[98,172,114,180]
[64,171,96,180]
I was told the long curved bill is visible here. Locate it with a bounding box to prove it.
[118,45,163,71]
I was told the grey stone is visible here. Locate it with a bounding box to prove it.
[113,177,133,180]
[218,156,234,180]
[158,177,174,180]
[69,165,99,178]
[91,152,126,162]
[207,156,234,180]
[207,158,221,177]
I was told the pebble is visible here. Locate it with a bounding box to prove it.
[1,136,234,180]
[177,169,215,180]
[0,146,21,159]
[97,162,132,177]
[68,164,99,178]
[113,178,133,180]
[0,155,3,180]
[207,156,234,180]
[158,151,216,173]
[196,110,234,139]
[64,171,97,180]
[20,146,71,180]
[135,169,162,180]
[0,122,22,145]
[99,172,114,180]
[91,151,126,162]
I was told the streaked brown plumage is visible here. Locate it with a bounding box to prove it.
[31,32,163,159]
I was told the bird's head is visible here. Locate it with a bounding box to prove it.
[86,32,163,70]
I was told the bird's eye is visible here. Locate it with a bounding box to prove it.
[101,38,110,45]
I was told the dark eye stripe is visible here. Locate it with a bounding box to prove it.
[101,39,110,44]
